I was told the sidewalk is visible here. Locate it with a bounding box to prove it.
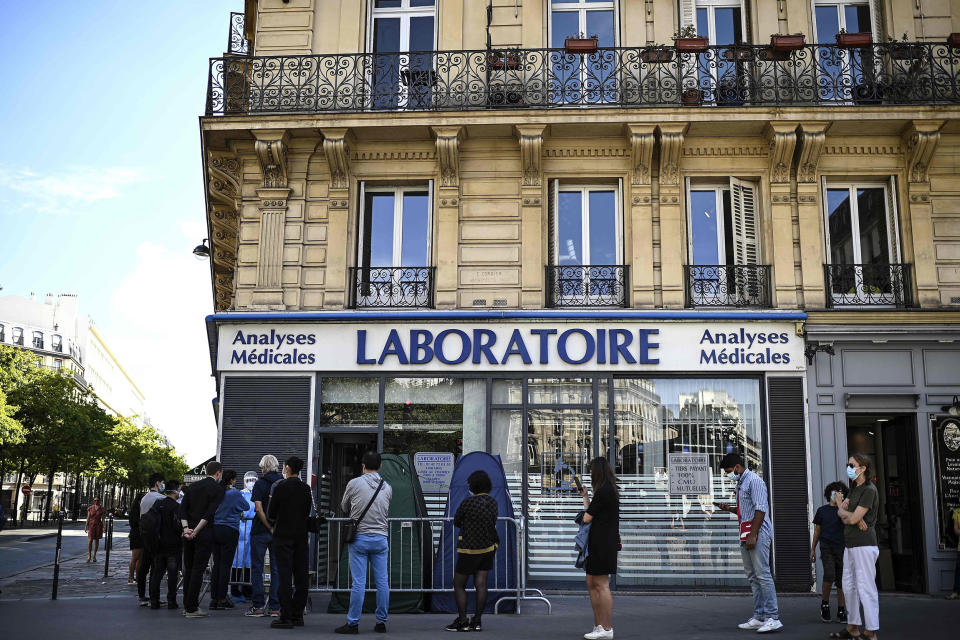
[0,521,85,541]
[0,591,956,639]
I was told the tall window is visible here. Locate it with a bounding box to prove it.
[0,324,4,342]
[12,327,23,346]
[369,0,436,109]
[689,0,748,104]
[823,181,901,304]
[813,1,878,101]
[52,334,62,352]
[550,0,617,104]
[32,331,43,349]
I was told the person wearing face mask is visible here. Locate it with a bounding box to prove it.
[831,453,880,640]
[715,453,782,634]
[180,460,226,618]
[211,470,249,611]
[230,471,258,603]
[136,473,166,606]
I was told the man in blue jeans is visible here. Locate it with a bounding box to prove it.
[246,454,283,618]
[717,453,783,634]
[335,451,393,635]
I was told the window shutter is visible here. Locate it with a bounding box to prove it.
[729,177,759,265]
[680,0,696,30]
[887,176,902,263]
[548,179,558,266]
[868,0,883,40]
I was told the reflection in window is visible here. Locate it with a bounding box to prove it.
[383,377,466,461]
[319,377,380,428]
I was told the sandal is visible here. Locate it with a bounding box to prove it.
[829,631,861,639]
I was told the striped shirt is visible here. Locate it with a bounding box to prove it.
[736,469,773,540]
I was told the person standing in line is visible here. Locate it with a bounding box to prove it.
[577,457,620,640]
[335,451,393,635]
[231,471,258,603]
[246,455,284,618]
[949,503,960,600]
[445,470,499,633]
[211,470,249,611]
[180,461,226,618]
[716,453,783,634]
[266,456,313,629]
[812,482,849,623]
[128,491,145,585]
[136,473,165,606]
[831,453,881,640]
[149,480,184,610]
[85,497,105,562]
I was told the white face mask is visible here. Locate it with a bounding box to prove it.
[245,480,255,491]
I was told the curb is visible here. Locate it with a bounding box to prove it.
[25,533,59,541]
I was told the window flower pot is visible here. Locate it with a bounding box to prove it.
[681,88,703,106]
[641,48,675,64]
[675,37,709,53]
[722,47,755,62]
[760,47,791,62]
[889,44,924,61]
[948,33,960,49]
[836,32,872,49]
[487,52,520,70]
[770,34,805,51]
[565,37,599,54]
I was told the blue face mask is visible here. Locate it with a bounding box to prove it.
[727,471,740,481]
[846,465,860,480]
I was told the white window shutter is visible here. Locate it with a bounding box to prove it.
[869,0,883,40]
[548,179,558,266]
[887,176,902,263]
[729,177,759,266]
[680,0,696,30]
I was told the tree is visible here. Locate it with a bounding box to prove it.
[0,346,41,520]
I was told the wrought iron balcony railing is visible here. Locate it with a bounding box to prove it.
[227,11,249,56]
[546,265,629,308]
[824,263,913,308]
[684,264,773,308]
[206,42,960,115]
[350,266,435,309]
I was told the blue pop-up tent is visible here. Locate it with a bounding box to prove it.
[431,452,518,613]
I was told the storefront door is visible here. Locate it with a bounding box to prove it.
[846,414,926,592]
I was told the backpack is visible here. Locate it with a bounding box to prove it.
[157,500,183,552]
[140,503,162,553]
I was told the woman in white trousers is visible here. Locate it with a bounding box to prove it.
[831,453,880,640]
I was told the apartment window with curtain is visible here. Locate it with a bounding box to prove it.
[550,0,618,104]
[354,184,433,307]
[548,181,627,307]
[823,179,908,306]
[686,178,769,307]
[369,0,436,109]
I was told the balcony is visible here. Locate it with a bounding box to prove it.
[684,265,773,308]
[546,265,629,308]
[349,266,435,309]
[227,11,249,56]
[206,42,960,116]
[824,263,913,308]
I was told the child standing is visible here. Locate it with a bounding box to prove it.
[811,482,848,623]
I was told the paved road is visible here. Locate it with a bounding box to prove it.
[0,521,130,580]
[0,592,956,639]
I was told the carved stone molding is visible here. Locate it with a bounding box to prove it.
[902,120,944,184]
[252,130,289,188]
[657,124,688,187]
[765,122,798,184]
[626,124,655,186]
[682,146,768,157]
[207,149,241,311]
[208,150,241,208]
[353,150,436,161]
[796,122,830,184]
[543,148,628,158]
[514,125,546,187]
[432,126,464,188]
[320,127,353,190]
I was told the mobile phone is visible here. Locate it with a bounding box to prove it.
[573,474,584,492]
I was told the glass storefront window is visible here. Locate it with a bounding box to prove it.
[492,378,523,405]
[319,377,379,427]
[528,377,593,404]
[382,377,465,458]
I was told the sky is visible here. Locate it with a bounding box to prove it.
[0,0,242,466]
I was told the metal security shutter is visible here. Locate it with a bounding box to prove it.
[767,377,812,591]
[220,376,311,478]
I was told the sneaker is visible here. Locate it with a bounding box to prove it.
[469,617,482,632]
[128,578,136,585]
[271,619,294,629]
[209,601,223,611]
[184,609,209,618]
[374,622,386,633]
[150,602,161,610]
[738,618,765,630]
[756,619,783,634]
[837,608,847,623]
[820,602,831,623]
[446,618,469,632]
[221,598,235,610]
[335,623,359,634]
[585,627,613,640]
[269,609,281,618]
[946,593,959,600]
[245,606,266,617]
[584,626,602,640]
[138,598,150,607]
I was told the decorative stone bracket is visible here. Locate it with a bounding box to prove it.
[207,149,242,311]
[657,124,687,186]
[432,126,464,188]
[515,125,546,187]
[320,127,353,191]
[796,122,830,184]
[626,124,655,186]
[252,129,289,188]
[765,122,798,184]
[902,120,944,184]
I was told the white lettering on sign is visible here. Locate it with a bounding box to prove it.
[413,452,456,494]
[668,453,711,496]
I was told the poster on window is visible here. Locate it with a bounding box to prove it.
[933,416,960,549]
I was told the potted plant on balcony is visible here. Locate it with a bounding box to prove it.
[887,33,924,61]
[836,28,873,49]
[722,46,755,62]
[564,33,599,54]
[487,51,521,70]
[641,46,675,64]
[770,33,805,51]
[681,87,704,106]
[674,25,709,53]
[949,33,960,48]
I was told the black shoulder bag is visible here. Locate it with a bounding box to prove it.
[342,479,384,544]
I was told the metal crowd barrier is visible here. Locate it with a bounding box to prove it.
[312,516,550,614]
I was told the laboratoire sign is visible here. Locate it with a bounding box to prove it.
[217,321,805,373]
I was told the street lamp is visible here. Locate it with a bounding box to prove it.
[193,238,211,260]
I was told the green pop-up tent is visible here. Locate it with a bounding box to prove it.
[328,453,433,614]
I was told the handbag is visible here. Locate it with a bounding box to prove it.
[342,479,385,545]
